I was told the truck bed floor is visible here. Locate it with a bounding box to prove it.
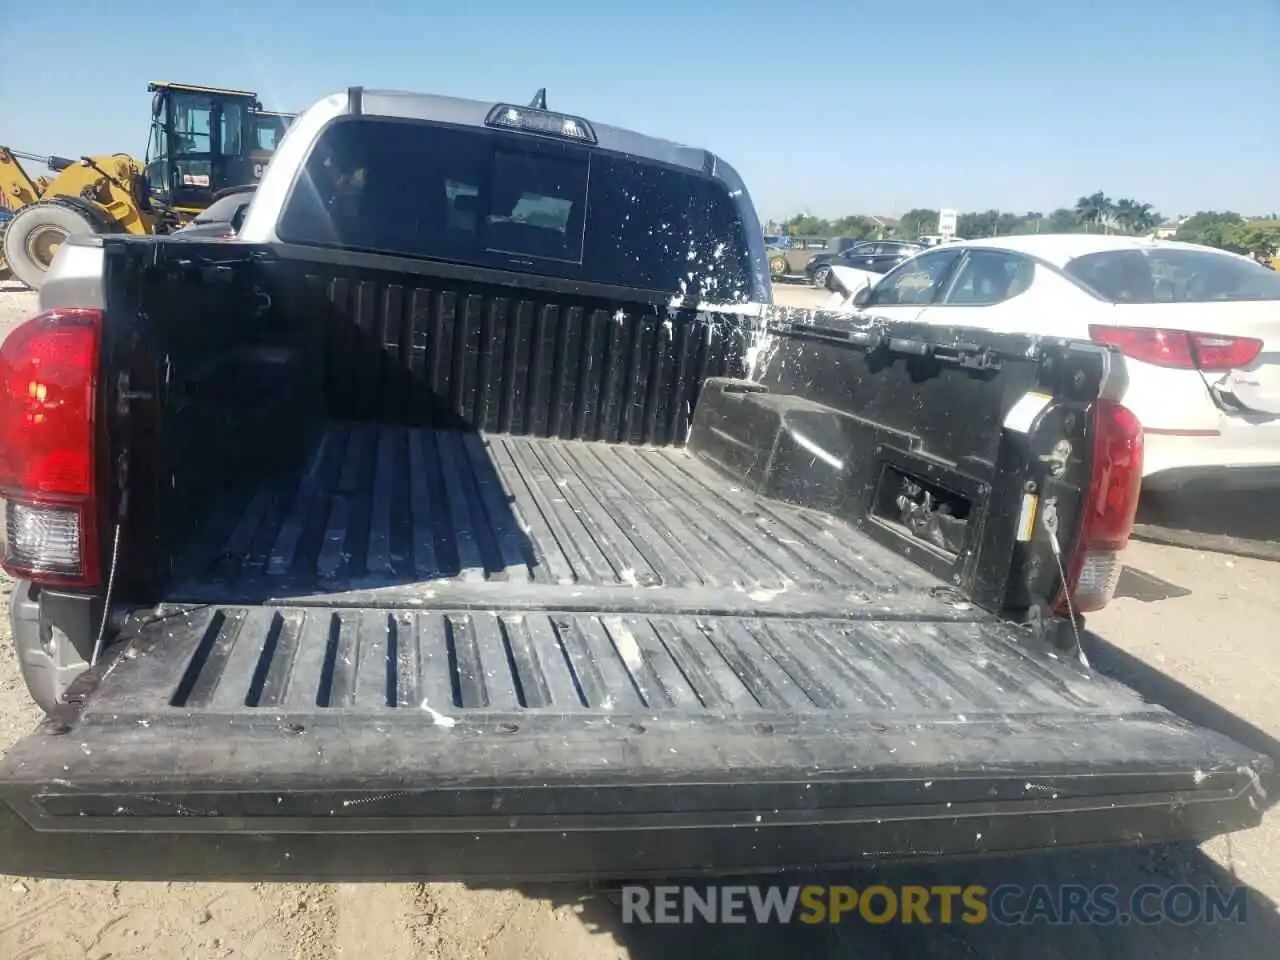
[172,422,945,604]
[146,423,1142,721]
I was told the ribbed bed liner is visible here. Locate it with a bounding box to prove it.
[140,423,1150,721]
[108,604,1135,718]
[171,422,945,600]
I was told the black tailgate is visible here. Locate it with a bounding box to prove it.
[0,595,1268,882]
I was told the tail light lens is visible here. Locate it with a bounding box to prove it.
[1089,325,1262,372]
[0,308,102,586]
[1055,399,1143,614]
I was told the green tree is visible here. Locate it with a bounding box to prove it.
[1075,192,1113,230]
[1112,199,1160,235]
[762,195,1170,246]
[1043,208,1083,232]
[994,212,1027,234]
[829,215,880,239]
[896,208,939,239]
[1007,212,1046,235]
[1225,220,1280,261]
[781,214,832,236]
[957,210,1000,238]
[1174,211,1246,250]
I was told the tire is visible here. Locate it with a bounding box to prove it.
[0,217,10,281]
[2,201,100,290]
[769,254,788,278]
[811,265,830,288]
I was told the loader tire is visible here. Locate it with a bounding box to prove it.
[1,201,101,291]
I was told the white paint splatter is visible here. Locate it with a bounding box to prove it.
[606,617,645,671]
[420,700,457,728]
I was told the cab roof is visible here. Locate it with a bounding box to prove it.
[148,81,260,99]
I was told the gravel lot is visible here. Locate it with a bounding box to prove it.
[0,283,1277,958]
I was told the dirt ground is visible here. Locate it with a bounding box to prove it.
[0,282,1278,959]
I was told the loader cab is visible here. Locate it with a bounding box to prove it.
[144,82,291,223]
[246,110,295,180]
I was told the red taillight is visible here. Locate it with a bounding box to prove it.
[1089,325,1263,372]
[0,308,102,586]
[1055,399,1143,614]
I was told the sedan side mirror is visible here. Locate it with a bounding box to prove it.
[853,286,872,308]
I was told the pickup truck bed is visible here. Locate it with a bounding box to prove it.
[0,239,1269,882]
[160,423,1079,709]
[2,426,1266,881]
[171,423,947,602]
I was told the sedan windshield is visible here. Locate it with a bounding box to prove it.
[1065,247,1280,303]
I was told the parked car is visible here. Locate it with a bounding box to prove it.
[171,186,257,239]
[828,234,1280,492]
[772,235,869,276]
[806,239,923,287]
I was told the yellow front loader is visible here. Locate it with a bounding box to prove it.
[1,81,295,289]
[0,148,153,284]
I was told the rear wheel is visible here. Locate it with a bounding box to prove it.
[768,254,788,278]
[1,202,99,290]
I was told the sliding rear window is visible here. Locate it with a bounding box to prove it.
[278,116,753,300]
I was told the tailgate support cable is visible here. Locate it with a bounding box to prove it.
[1041,498,1088,668]
[90,504,125,668]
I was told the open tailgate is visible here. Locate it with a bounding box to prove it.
[0,599,1269,882]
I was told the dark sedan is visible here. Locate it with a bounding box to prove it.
[171,186,257,239]
[805,240,924,287]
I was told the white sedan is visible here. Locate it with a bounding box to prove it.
[826,235,1280,492]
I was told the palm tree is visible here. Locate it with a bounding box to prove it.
[1075,192,1113,231]
[1112,199,1162,236]
[1130,203,1160,235]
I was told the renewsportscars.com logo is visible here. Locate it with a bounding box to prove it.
[620,884,1249,926]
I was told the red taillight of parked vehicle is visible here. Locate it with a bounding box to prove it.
[0,309,102,586]
[1054,399,1144,614]
[1089,325,1262,372]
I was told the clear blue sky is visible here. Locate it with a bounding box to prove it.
[2,0,1274,222]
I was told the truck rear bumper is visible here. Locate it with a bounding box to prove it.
[0,708,1268,882]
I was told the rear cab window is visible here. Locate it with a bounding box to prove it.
[277,116,756,302]
[1064,247,1280,304]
